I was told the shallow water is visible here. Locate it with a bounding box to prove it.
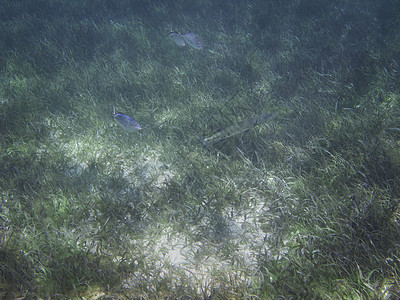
[0,0,399,298]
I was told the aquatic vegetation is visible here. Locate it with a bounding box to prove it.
[0,0,399,299]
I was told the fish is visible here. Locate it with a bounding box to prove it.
[181,32,204,49]
[200,113,275,146]
[168,32,186,46]
[113,106,141,132]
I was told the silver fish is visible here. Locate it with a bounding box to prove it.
[168,32,186,46]
[201,113,275,146]
[181,33,203,49]
[113,106,141,132]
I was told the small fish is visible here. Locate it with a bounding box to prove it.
[201,113,275,146]
[181,32,204,49]
[113,106,141,132]
[168,32,186,46]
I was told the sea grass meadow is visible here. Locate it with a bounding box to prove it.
[1,0,399,298]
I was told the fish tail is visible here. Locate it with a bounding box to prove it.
[199,138,207,147]
[193,133,207,147]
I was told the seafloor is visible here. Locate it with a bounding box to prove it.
[1,0,399,298]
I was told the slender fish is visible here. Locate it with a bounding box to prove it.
[201,113,275,146]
